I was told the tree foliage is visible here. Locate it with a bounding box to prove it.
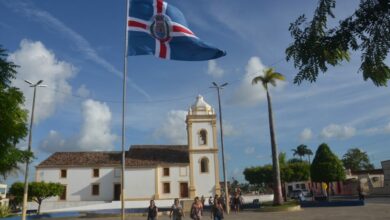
[282,160,311,183]
[252,68,285,90]
[342,148,374,171]
[0,45,31,179]
[292,144,314,163]
[9,182,64,214]
[8,182,24,208]
[286,0,390,86]
[311,143,345,183]
[243,154,310,186]
[292,144,306,159]
[243,165,273,187]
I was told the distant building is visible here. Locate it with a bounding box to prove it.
[370,160,390,195]
[382,160,390,187]
[0,183,9,207]
[285,167,386,197]
[36,95,221,201]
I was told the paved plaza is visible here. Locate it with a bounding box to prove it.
[59,197,390,220]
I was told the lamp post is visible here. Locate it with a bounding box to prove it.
[21,80,46,220]
[210,82,230,214]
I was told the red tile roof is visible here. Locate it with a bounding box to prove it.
[37,145,189,168]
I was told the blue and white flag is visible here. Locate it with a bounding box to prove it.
[127,0,226,61]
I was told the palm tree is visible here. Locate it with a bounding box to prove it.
[252,68,285,205]
[292,144,307,160]
[292,144,314,163]
[305,148,313,164]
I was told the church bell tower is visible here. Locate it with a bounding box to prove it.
[186,95,221,198]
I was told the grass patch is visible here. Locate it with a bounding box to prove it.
[256,201,301,212]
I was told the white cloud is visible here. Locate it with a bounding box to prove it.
[229,56,286,106]
[153,110,187,144]
[76,84,90,98]
[39,99,118,152]
[9,40,75,123]
[40,130,77,152]
[300,128,313,141]
[207,60,224,78]
[320,124,356,139]
[3,0,150,100]
[77,99,117,149]
[244,146,255,155]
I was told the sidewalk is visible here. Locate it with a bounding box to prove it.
[59,197,390,220]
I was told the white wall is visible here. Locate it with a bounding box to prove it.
[158,166,189,199]
[124,168,155,199]
[37,167,120,201]
[191,152,216,197]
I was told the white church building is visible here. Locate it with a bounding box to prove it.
[36,95,221,202]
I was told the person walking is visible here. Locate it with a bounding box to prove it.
[146,200,158,220]
[169,198,184,220]
[208,196,214,206]
[217,194,225,212]
[190,197,203,220]
[239,193,244,211]
[211,199,224,220]
[232,192,240,213]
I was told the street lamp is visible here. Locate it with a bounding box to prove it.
[210,82,230,214]
[22,80,47,220]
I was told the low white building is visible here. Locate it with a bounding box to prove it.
[36,95,221,202]
[0,183,9,207]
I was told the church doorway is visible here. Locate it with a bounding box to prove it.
[180,182,188,198]
[114,183,121,201]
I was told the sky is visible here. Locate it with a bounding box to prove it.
[1,0,390,185]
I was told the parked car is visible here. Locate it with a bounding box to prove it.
[289,189,309,200]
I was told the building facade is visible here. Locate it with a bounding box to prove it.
[36,95,221,201]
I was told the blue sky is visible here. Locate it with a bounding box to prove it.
[1,0,390,184]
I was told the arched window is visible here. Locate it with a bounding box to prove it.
[199,129,207,145]
[200,157,209,173]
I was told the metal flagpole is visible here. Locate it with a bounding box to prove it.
[121,0,130,219]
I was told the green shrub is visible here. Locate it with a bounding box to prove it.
[0,204,11,218]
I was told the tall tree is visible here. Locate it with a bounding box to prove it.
[305,147,313,164]
[0,45,31,179]
[311,143,345,200]
[252,68,285,205]
[9,182,64,214]
[342,148,374,172]
[292,144,307,160]
[286,0,390,86]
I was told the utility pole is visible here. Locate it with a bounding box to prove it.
[210,82,230,214]
[21,80,46,220]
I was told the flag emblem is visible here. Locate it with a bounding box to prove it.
[128,0,226,61]
[150,15,170,41]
